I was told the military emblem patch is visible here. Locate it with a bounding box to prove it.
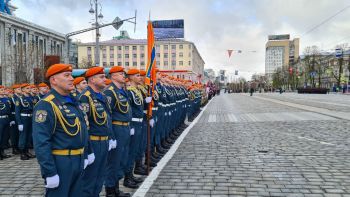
[15,101,19,106]
[81,103,90,113]
[107,96,112,104]
[35,110,47,123]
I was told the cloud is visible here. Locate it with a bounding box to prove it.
[13,0,350,80]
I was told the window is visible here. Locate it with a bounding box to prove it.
[103,62,107,66]
[133,54,137,58]
[141,54,145,58]
[163,45,168,50]
[117,54,122,58]
[132,46,137,50]
[171,45,176,50]
[110,62,114,66]
[188,44,192,49]
[118,46,122,50]
[102,54,106,58]
[189,61,191,66]
[141,61,145,66]
[172,61,176,66]
[164,53,168,58]
[140,45,145,50]
[110,54,114,58]
[156,53,160,58]
[172,53,176,58]
[87,47,92,51]
[179,44,183,49]
[179,61,183,66]
[125,46,129,50]
[118,62,122,65]
[133,62,137,66]
[179,52,183,57]
[110,46,114,51]
[189,52,191,57]
[125,62,129,66]
[164,61,168,66]
[88,55,92,60]
[156,44,160,49]
[125,54,129,58]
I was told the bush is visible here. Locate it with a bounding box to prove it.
[297,87,328,94]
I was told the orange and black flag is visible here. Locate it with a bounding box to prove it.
[145,21,156,116]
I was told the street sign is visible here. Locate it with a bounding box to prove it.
[335,48,342,58]
[112,17,123,30]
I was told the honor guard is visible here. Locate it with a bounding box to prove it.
[73,77,87,98]
[33,64,89,197]
[80,67,116,197]
[0,85,12,159]
[103,66,133,197]
[38,83,49,99]
[10,84,21,154]
[15,83,35,160]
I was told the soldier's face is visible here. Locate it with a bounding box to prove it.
[51,72,74,92]
[22,87,31,94]
[31,88,38,94]
[39,87,49,94]
[91,74,106,90]
[14,88,21,94]
[77,80,88,90]
[112,72,125,84]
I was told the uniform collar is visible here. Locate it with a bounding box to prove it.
[87,86,105,102]
[49,88,76,105]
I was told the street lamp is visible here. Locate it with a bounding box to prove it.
[89,0,103,66]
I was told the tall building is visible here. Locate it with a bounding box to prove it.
[0,0,66,85]
[265,34,299,81]
[77,33,205,81]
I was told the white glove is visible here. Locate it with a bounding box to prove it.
[130,128,135,136]
[149,119,155,128]
[112,140,117,149]
[9,121,15,126]
[145,97,152,103]
[84,159,89,169]
[169,111,172,116]
[18,125,23,132]
[45,174,59,188]
[108,140,117,151]
[87,153,95,165]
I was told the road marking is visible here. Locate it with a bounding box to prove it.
[208,114,216,122]
[227,113,238,122]
[132,96,214,197]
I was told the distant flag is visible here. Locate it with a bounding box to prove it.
[237,50,242,53]
[235,70,238,75]
[227,49,233,58]
[145,20,156,117]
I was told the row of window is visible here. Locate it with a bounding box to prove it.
[88,44,191,52]
[93,52,191,59]
[92,60,192,67]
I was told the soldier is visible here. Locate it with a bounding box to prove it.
[31,85,40,106]
[0,85,12,159]
[9,85,21,154]
[124,69,148,189]
[38,83,49,99]
[33,64,89,196]
[79,66,115,197]
[72,77,87,98]
[104,66,134,196]
[15,83,35,160]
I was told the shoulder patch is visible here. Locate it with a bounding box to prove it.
[35,110,48,123]
[81,103,90,113]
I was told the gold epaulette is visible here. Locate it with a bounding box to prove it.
[108,86,114,90]
[43,94,55,102]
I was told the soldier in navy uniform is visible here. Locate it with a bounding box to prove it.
[33,64,89,197]
[80,67,116,197]
[0,85,12,159]
[15,83,35,160]
[104,66,134,196]
[72,77,88,99]
[9,84,21,154]
[124,68,146,189]
[38,83,49,99]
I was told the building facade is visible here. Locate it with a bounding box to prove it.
[77,37,205,81]
[265,34,299,82]
[0,4,65,86]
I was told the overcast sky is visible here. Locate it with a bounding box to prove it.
[13,0,350,80]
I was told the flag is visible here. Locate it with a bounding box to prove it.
[227,49,233,58]
[145,21,156,117]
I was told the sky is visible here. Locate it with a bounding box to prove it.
[13,0,350,80]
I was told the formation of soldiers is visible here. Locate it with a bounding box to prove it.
[0,63,209,197]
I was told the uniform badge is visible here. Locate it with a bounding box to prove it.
[35,110,47,123]
[15,101,19,106]
[81,103,90,113]
[107,96,112,104]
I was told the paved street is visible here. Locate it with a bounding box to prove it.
[1,93,350,196]
[144,93,350,197]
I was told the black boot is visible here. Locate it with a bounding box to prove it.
[156,145,167,154]
[0,149,11,159]
[123,173,139,189]
[25,149,36,159]
[12,148,20,155]
[114,183,130,197]
[130,173,144,184]
[105,186,116,197]
[134,160,148,175]
[20,150,29,160]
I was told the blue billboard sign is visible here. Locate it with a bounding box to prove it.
[0,0,11,15]
[152,19,184,39]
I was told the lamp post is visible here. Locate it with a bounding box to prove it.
[89,0,104,66]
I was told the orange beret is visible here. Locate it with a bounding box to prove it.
[21,83,30,88]
[11,84,21,89]
[127,69,140,75]
[139,70,146,76]
[155,68,160,73]
[46,64,72,79]
[85,66,104,78]
[105,79,112,85]
[38,83,48,87]
[0,85,4,89]
[73,77,85,86]
[109,66,124,74]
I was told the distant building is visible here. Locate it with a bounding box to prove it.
[77,32,205,81]
[0,0,66,85]
[265,34,299,82]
